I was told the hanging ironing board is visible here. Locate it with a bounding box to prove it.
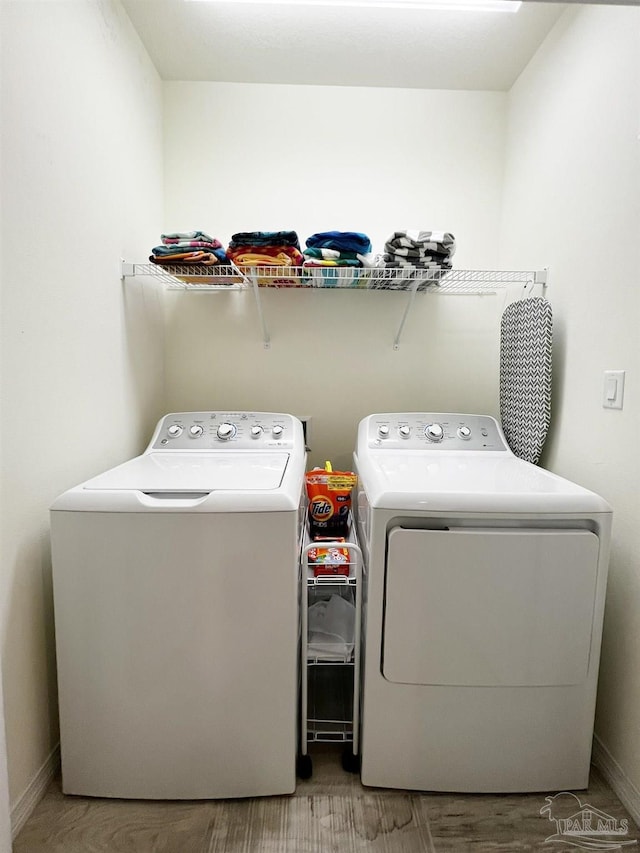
[499,297,553,465]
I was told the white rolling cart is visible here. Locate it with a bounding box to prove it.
[298,522,363,779]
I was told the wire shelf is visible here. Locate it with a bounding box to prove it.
[122,261,546,295]
[239,266,543,294]
[122,260,547,348]
[230,266,546,294]
[122,262,248,290]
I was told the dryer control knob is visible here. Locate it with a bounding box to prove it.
[250,425,263,438]
[378,425,390,438]
[217,422,236,440]
[425,423,444,442]
[457,426,472,440]
[167,424,183,438]
[272,425,284,438]
[189,425,204,437]
[399,425,411,438]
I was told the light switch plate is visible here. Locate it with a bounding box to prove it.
[603,370,625,409]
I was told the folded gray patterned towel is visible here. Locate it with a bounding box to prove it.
[381,255,452,270]
[383,230,456,274]
[386,246,451,261]
[384,230,456,257]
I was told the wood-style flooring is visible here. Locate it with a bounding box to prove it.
[14,747,638,852]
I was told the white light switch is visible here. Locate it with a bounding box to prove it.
[603,370,625,409]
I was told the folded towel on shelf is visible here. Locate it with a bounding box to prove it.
[381,255,453,271]
[305,231,372,255]
[151,228,231,269]
[149,250,229,266]
[159,238,224,250]
[387,246,451,262]
[303,258,362,268]
[302,247,374,266]
[227,246,304,267]
[228,231,301,250]
[314,248,337,260]
[161,230,214,243]
[151,244,229,261]
[303,247,355,261]
[227,244,302,259]
[382,230,456,283]
[385,230,456,256]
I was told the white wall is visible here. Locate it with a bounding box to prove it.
[500,4,640,806]
[3,1,638,839]
[163,82,508,467]
[0,0,165,830]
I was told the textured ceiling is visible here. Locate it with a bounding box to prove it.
[121,0,569,90]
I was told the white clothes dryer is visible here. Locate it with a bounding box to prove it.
[353,413,611,793]
[50,411,306,800]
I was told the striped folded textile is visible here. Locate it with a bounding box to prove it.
[383,230,456,275]
[385,230,456,256]
[381,256,453,270]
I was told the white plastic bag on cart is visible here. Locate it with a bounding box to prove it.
[307,594,355,661]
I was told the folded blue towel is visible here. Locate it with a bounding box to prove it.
[152,245,229,263]
[306,231,372,254]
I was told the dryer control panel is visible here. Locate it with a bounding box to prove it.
[364,413,509,451]
[148,412,300,450]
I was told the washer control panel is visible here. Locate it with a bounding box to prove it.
[368,414,508,451]
[150,412,298,450]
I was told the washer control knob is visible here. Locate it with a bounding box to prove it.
[457,426,472,440]
[250,425,263,439]
[399,425,411,438]
[425,423,444,442]
[216,422,236,441]
[272,425,284,438]
[378,425,390,438]
[167,424,183,438]
[189,425,204,437]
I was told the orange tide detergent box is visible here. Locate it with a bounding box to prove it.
[308,538,351,577]
[305,462,358,538]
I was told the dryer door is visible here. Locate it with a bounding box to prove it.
[382,526,599,687]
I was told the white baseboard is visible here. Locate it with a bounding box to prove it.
[10,744,60,839]
[592,733,640,828]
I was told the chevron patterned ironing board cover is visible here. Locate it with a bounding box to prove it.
[499,297,553,465]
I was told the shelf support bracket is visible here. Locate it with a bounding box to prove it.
[535,268,549,290]
[393,277,422,349]
[249,272,271,349]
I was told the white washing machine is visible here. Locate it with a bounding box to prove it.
[353,413,612,793]
[50,411,306,800]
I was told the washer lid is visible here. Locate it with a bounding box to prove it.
[356,452,611,514]
[82,452,290,493]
